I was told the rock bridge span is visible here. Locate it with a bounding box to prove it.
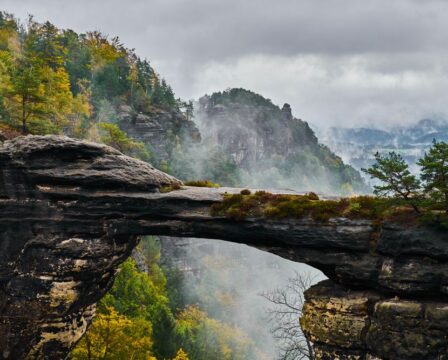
[0,135,447,359]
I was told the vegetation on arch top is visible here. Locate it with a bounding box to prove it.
[215,140,448,227]
[0,12,191,142]
[213,136,448,228]
[210,190,400,223]
[359,140,448,228]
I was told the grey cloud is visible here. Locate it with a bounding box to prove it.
[3,0,448,60]
[2,0,448,127]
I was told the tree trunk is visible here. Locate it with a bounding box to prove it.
[306,339,314,360]
[21,96,27,134]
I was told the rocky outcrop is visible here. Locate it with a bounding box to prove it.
[0,135,447,359]
[117,105,200,163]
[301,281,448,360]
[198,93,317,169]
[197,88,367,193]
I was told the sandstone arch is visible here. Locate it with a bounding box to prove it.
[1,136,447,359]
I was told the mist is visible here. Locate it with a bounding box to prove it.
[169,90,368,197]
[162,90,363,358]
[160,237,325,359]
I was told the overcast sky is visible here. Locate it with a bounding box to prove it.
[2,0,448,128]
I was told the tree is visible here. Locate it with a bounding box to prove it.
[41,65,74,130]
[418,140,448,211]
[1,20,75,135]
[261,272,315,360]
[362,152,421,212]
[9,55,46,133]
[176,305,255,360]
[172,348,189,360]
[180,100,194,120]
[100,258,179,360]
[71,307,155,360]
[95,122,150,161]
[68,79,92,137]
[0,12,20,53]
[26,19,66,69]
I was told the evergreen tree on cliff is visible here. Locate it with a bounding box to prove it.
[362,151,421,212]
[418,140,448,211]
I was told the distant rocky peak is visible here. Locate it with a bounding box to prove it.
[281,103,293,120]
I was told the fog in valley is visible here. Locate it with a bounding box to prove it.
[160,237,325,359]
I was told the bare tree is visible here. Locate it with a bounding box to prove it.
[261,272,315,360]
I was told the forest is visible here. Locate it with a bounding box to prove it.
[0,12,183,149]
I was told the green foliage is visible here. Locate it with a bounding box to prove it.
[95,122,151,161]
[361,141,448,224]
[418,140,448,211]
[98,258,179,359]
[160,183,182,193]
[8,55,47,133]
[209,88,278,111]
[72,234,264,360]
[0,12,181,139]
[184,179,220,188]
[211,191,399,222]
[176,305,256,360]
[163,262,188,312]
[362,152,421,203]
[72,307,155,360]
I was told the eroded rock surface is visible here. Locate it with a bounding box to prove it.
[302,281,448,359]
[0,135,447,359]
[117,104,201,163]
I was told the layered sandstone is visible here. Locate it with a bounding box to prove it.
[0,135,446,359]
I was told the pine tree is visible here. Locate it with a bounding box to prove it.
[9,55,46,133]
[418,140,448,211]
[173,348,189,360]
[362,152,421,212]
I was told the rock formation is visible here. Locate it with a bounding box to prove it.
[117,104,201,164]
[0,135,447,359]
[197,88,367,193]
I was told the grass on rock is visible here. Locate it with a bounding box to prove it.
[185,180,220,188]
[210,191,419,223]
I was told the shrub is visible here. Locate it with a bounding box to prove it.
[211,191,402,223]
[306,192,319,201]
[160,183,182,193]
[184,180,220,188]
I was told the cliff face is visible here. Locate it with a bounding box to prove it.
[0,136,180,358]
[198,99,317,168]
[117,105,201,165]
[0,135,447,359]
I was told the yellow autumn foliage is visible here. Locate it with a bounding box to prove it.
[72,307,155,360]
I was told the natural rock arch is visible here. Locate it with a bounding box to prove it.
[1,136,447,359]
